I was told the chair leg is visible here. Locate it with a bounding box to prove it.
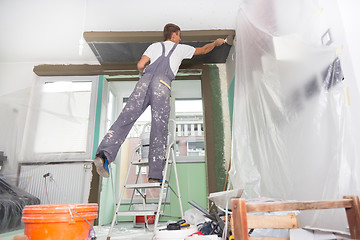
[344,195,360,239]
[231,199,250,240]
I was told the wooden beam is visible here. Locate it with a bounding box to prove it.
[246,199,354,213]
[232,198,250,240]
[84,30,235,43]
[247,213,298,229]
[344,195,360,239]
[33,63,205,76]
[249,237,289,240]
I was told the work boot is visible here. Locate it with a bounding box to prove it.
[148,178,168,184]
[94,157,109,178]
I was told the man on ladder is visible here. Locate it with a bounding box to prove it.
[94,23,225,182]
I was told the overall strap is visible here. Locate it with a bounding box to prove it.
[166,43,178,58]
[160,42,165,56]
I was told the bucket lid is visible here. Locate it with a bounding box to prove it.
[22,204,98,223]
[23,204,98,214]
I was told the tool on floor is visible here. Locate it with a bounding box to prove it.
[188,200,224,237]
[106,120,183,240]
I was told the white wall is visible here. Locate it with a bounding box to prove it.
[0,0,241,181]
[0,0,241,64]
[0,0,359,185]
[0,63,36,183]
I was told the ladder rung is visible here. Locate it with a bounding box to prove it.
[131,161,149,166]
[131,160,174,165]
[125,182,168,188]
[116,210,162,216]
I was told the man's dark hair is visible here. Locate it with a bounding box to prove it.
[163,23,181,41]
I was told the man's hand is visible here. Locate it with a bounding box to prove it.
[214,38,226,46]
[194,38,226,55]
[137,55,150,73]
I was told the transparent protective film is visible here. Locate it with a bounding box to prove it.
[229,0,360,231]
[0,76,98,233]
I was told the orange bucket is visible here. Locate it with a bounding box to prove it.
[22,204,98,240]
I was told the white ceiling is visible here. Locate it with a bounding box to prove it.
[0,0,241,64]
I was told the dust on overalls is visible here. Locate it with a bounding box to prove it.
[96,42,177,179]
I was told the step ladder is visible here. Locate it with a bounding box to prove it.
[106,120,183,240]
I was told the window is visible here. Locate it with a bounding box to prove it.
[174,98,205,160]
[21,76,98,162]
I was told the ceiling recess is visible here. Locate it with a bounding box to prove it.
[33,30,235,76]
[84,30,235,64]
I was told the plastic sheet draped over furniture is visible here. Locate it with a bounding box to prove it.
[0,175,40,233]
[229,0,360,232]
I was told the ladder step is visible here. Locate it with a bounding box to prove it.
[131,160,173,166]
[125,182,168,188]
[131,160,149,166]
[116,210,162,216]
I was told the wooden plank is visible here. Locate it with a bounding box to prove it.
[344,195,360,239]
[232,198,250,240]
[246,199,353,213]
[247,213,298,229]
[249,238,289,240]
[83,30,235,43]
[34,63,203,76]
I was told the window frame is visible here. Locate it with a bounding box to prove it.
[20,76,99,162]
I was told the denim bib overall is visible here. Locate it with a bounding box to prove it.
[96,42,177,179]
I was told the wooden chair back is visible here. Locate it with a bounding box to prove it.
[231,195,360,240]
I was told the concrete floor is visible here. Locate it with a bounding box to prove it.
[94,222,155,240]
[0,222,162,240]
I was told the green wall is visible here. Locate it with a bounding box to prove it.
[92,75,103,159]
[161,162,207,221]
[114,162,208,223]
[228,76,235,130]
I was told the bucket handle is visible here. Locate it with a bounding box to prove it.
[70,208,96,239]
[67,205,76,224]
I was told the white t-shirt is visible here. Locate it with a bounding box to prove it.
[143,41,196,76]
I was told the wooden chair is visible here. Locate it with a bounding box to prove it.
[231,195,360,240]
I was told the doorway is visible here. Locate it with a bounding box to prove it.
[97,76,208,224]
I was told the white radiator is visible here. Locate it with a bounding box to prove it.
[18,162,93,204]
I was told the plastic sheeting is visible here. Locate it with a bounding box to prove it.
[0,77,98,233]
[230,0,360,231]
[0,176,40,233]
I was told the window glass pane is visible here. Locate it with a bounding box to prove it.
[34,81,92,153]
[175,99,204,157]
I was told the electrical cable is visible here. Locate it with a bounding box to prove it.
[43,172,96,239]
[72,209,97,240]
[43,173,51,204]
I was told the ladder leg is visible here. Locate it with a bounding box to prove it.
[171,147,183,219]
[109,165,118,225]
[162,166,172,214]
[107,178,126,240]
[154,143,172,229]
[107,149,137,239]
